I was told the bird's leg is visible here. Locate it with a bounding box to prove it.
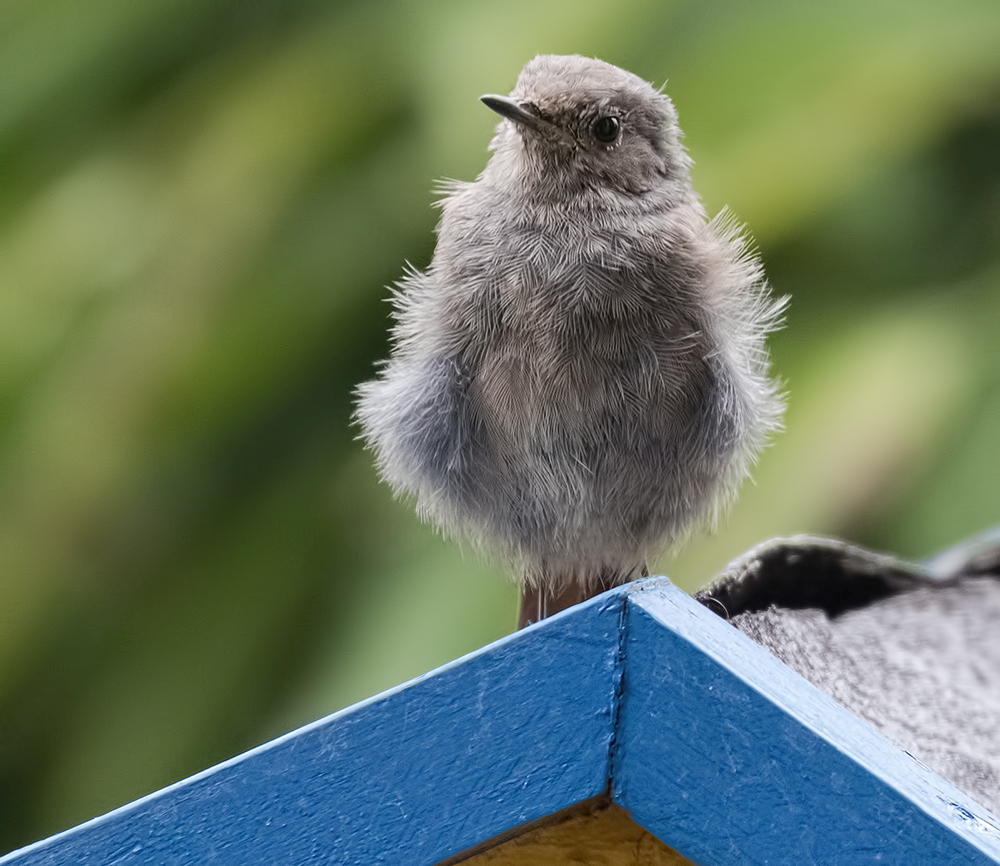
[517,582,588,629]
[516,565,645,629]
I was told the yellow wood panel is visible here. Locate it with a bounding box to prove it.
[454,803,693,865]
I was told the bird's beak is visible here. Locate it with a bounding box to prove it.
[480,94,548,131]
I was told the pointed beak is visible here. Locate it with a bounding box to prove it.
[480,94,548,131]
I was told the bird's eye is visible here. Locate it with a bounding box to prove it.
[592,115,620,144]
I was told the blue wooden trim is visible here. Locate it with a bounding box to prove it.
[3,577,998,865]
[0,594,624,866]
[616,581,1000,865]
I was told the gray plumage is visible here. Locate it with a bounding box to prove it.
[355,54,785,590]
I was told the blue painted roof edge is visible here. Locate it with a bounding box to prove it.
[2,574,999,865]
[614,580,1000,865]
[0,592,625,865]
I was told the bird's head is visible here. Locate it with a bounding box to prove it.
[481,54,692,202]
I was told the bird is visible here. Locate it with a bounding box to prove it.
[354,54,785,627]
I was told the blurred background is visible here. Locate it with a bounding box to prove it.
[1,0,999,852]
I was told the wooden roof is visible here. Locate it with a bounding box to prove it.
[2,579,998,865]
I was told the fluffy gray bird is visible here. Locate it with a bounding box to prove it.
[355,55,785,625]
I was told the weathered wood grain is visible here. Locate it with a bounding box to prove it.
[457,803,691,865]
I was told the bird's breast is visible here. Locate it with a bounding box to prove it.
[469,276,708,452]
[439,197,712,440]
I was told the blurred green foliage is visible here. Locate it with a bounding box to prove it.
[0,0,998,852]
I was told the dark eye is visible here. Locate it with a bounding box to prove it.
[592,115,620,144]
